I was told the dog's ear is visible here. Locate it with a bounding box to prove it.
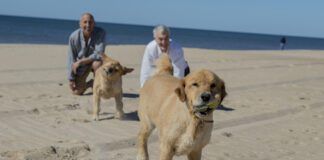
[122,67,134,75]
[219,79,227,103]
[175,79,186,102]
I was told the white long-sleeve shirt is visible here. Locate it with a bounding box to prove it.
[140,39,188,87]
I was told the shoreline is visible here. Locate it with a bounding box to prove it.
[2,43,324,51]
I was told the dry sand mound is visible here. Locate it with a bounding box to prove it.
[1,141,90,160]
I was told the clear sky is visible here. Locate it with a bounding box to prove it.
[1,0,323,38]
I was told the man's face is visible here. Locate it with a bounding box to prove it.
[79,14,95,38]
[155,32,169,53]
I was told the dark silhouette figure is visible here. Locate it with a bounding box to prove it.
[280,37,287,50]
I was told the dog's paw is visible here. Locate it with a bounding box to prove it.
[136,154,148,160]
[93,115,99,121]
[114,111,124,120]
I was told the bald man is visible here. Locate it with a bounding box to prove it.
[67,13,106,95]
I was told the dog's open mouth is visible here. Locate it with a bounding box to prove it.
[195,108,213,117]
[193,105,212,117]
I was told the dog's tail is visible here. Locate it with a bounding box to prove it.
[154,53,173,75]
[101,53,114,62]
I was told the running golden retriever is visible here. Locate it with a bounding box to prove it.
[137,54,227,160]
[92,54,133,121]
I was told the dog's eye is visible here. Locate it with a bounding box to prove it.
[105,67,115,73]
[210,83,216,89]
[192,83,199,87]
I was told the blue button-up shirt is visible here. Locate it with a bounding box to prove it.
[67,27,106,80]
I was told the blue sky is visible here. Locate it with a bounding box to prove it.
[1,0,323,38]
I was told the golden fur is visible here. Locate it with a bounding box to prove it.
[137,55,226,160]
[154,53,173,75]
[92,54,134,121]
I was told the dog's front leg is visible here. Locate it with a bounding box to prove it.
[114,93,124,119]
[159,142,174,160]
[92,92,101,121]
[187,149,202,160]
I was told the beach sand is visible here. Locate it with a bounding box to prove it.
[0,44,323,160]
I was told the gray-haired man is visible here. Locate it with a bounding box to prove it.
[140,25,189,87]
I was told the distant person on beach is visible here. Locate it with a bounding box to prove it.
[280,36,286,50]
[140,25,190,87]
[67,13,106,95]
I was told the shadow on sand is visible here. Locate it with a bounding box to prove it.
[81,92,139,98]
[98,111,139,121]
[123,93,139,98]
[216,105,235,111]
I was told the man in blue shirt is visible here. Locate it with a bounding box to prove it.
[67,13,106,95]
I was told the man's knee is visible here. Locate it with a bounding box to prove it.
[92,60,102,71]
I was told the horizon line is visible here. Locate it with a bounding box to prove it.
[1,14,324,40]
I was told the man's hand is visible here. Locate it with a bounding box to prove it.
[72,61,81,74]
[69,80,76,90]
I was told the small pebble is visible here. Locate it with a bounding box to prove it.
[222,132,233,137]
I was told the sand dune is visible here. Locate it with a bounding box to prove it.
[0,44,323,160]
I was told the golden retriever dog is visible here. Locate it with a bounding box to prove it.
[137,55,226,160]
[92,54,134,121]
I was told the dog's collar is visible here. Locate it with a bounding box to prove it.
[202,119,214,123]
[192,114,214,125]
[197,117,214,124]
[193,109,214,123]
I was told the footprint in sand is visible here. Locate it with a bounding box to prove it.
[55,117,63,125]
[222,132,233,137]
[27,108,40,115]
[299,97,310,100]
[37,94,48,98]
[240,104,250,108]
[299,105,310,109]
[62,103,80,110]
[0,142,91,160]
[71,118,91,123]
[312,114,323,118]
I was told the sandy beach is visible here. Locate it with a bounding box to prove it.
[0,44,323,160]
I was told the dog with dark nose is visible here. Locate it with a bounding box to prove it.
[92,54,134,121]
[137,55,227,160]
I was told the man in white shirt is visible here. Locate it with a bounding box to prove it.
[140,25,189,87]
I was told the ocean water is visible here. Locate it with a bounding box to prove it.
[0,15,323,50]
